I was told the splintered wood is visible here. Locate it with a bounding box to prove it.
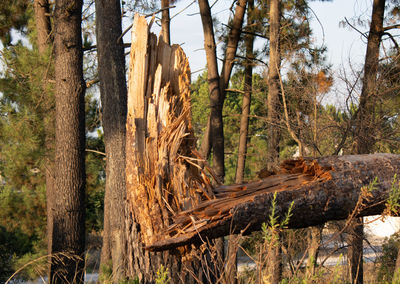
[126,15,214,246]
[146,154,400,251]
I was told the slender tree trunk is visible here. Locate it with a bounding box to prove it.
[226,2,255,283]
[235,0,254,185]
[266,0,282,282]
[266,232,282,284]
[349,1,385,283]
[196,3,227,277]
[33,0,54,278]
[198,0,224,180]
[219,0,247,96]
[307,225,323,278]
[199,116,212,159]
[267,0,281,172]
[95,0,127,280]
[34,0,51,53]
[161,0,171,45]
[198,0,246,177]
[347,218,364,284]
[355,0,385,155]
[198,1,247,279]
[50,0,86,282]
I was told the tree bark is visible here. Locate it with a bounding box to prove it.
[198,0,246,179]
[347,217,364,284]
[95,0,127,280]
[147,154,400,251]
[266,1,282,281]
[33,0,54,278]
[267,0,281,171]
[161,0,171,45]
[307,225,323,278]
[349,1,385,282]
[227,1,255,282]
[34,0,51,54]
[219,0,247,98]
[197,2,228,278]
[355,0,385,155]
[50,0,86,283]
[235,0,254,185]
[198,0,225,180]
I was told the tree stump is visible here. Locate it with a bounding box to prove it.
[125,14,213,282]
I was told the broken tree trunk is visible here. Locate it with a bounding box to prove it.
[147,153,400,251]
[125,14,215,282]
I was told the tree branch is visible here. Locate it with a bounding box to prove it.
[117,6,176,43]
[383,24,400,31]
[344,17,368,39]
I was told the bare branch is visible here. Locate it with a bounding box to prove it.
[117,6,176,43]
[85,149,106,156]
[382,32,400,52]
[344,17,368,39]
[383,24,400,31]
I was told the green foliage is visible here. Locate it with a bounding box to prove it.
[0,0,31,45]
[0,37,53,280]
[0,44,53,193]
[261,192,294,244]
[367,177,379,192]
[100,259,141,283]
[0,186,46,240]
[118,278,140,284]
[331,254,345,284]
[156,265,171,284]
[0,226,33,282]
[99,260,113,283]
[86,130,105,232]
[190,71,269,183]
[387,174,400,215]
[377,232,400,283]
[10,249,47,281]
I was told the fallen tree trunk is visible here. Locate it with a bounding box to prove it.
[147,153,400,251]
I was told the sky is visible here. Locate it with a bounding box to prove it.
[124,0,382,108]
[142,0,374,79]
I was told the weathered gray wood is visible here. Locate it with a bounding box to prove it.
[147,154,400,251]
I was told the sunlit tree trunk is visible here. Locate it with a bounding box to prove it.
[349,1,385,283]
[50,0,86,282]
[227,1,254,282]
[307,225,323,277]
[267,0,281,172]
[198,0,246,180]
[33,0,54,278]
[266,0,282,282]
[95,0,127,280]
[198,0,224,181]
[161,0,171,44]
